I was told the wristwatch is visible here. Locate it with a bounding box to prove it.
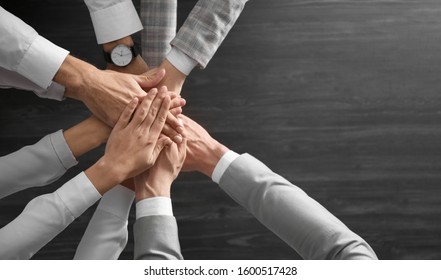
[103,44,139,67]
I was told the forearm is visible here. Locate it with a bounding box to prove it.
[53,55,97,101]
[84,0,143,44]
[0,172,101,259]
[141,0,177,68]
[0,130,77,199]
[0,67,65,101]
[63,116,110,159]
[0,7,69,89]
[84,157,123,195]
[74,185,134,260]
[134,215,183,260]
[103,36,149,74]
[170,0,249,68]
[218,154,377,260]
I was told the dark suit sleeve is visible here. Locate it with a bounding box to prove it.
[218,154,377,260]
[134,215,183,260]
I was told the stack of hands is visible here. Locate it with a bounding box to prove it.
[57,47,225,209]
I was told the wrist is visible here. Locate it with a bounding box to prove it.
[102,36,134,53]
[134,179,172,202]
[63,117,109,158]
[199,142,229,178]
[54,55,98,101]
[85,157,122,195]
[86,116,111,146]
[159,59,186,94]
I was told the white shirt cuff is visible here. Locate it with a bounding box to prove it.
[166,47,198,76]
[212,150,240,184]
[17,35,69,89]
[49,130,78,170]
[44,82,65,101]
[136,197,173,219]
[97,185,135,220]
[88,1,143,44]
[56,172,102,218]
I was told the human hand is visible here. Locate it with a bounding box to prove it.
[106,60,187,143]
[179,115,229,177]
[134,136,187,201]
[55,55,166,127]
[85,89,173,195]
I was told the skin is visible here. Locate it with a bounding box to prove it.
[179,115,229,177]
[102,37,186,143]
[134,138,187,202]
[84,88,173,195]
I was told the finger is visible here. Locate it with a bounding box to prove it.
[142,86,168,130]
[170,107,182,116]
[162,122,183,144]
[114,98,138,130]
[165,111,185,135]
[151,136,173,164]
[130,88,157,128]
[170,95,185,110]
[148,95,171,138]
[135,68,166,88]
[179,136,188,160]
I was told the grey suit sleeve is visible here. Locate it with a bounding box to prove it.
[170,0,249,68]
[218,154,377,260]
[0,130,77,199]
[134,215,183,260]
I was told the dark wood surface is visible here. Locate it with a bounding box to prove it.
[1,0,441,260]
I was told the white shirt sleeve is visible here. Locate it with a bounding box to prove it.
[84,0,143,44]
[136,197,173,219]
[0,130,78,200]
[211,150,240,184]
[0,6,69,89]
[0,66,65,101]
[74,185,134,260]
[166,47,198,76]
[0,172,101,259]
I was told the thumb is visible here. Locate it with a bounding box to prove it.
[135,68,166,88]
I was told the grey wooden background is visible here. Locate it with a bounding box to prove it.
[1,0,441,259]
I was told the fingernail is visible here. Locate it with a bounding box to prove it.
[150,88,158,95]
[178,117,183,126]
[173,135,183,143]
[176,126,184,134]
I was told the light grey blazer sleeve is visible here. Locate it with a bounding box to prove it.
[170,0,249,68]
[0,130,77,199]
[134,215,183,260]
[218,154,377,260]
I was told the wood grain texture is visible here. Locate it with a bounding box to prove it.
[1,0,441,259]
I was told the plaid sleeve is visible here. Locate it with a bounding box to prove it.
[141,0,177,68]
[171,0,249,68]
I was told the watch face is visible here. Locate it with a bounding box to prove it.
[110,44,133,66]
